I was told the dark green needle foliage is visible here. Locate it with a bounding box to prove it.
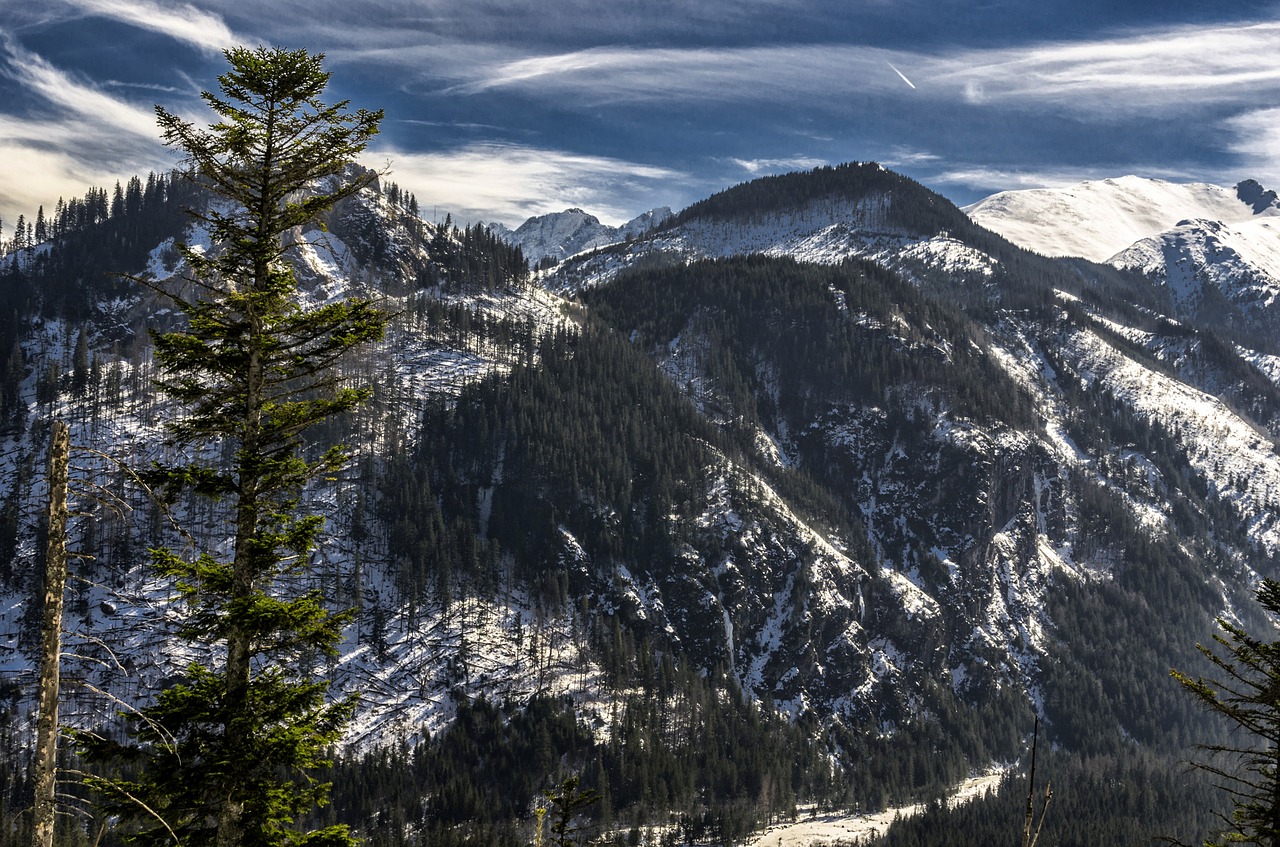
[1174,578,1280,847]
[79,46,384,847]
[540,777,600,847]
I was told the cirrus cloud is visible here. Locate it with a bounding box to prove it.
[730,156,829,175]
[453,20,1280,118]
[0,38,173,224]
[60,0,239,54]
[1225,108,1280,189]
[376,142,689,227]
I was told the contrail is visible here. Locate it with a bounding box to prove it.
[887,61,916,90]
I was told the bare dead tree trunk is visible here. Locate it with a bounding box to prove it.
[1022,715,1052,847]
[33,420,70,847]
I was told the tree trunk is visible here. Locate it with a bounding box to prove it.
[1273,742,1279,847]
[33,420,70,847]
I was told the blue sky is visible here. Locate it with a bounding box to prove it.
[1,0,1279,229]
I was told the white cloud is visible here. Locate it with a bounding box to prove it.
[374,142,686,227]
[945,21,1280,113]
[880,147,942,168]
[453,44,912,104]
[169,0,853,54]
[0,118,172,225]
[61,0,238,54]
[0,144,150,225]
[928,164,1206,196]
[0,40,172,224]
[452,19,1280,120]
[2,42,161,141]
[1225,108,1280,187]
[731,156,828,175]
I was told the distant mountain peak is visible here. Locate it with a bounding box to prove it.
[964,175,1276,262]
[490,206,674,266]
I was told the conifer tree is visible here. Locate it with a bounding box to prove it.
[79,46,384,847]
[71,328,89,397]
[1173,578,1280,847]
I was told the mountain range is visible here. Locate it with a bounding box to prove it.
[1,162,1275,845]
[485,206,673,268]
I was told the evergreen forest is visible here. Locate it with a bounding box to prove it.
[0,120,1275,847]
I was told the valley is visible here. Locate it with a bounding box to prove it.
[1,160,1274,846]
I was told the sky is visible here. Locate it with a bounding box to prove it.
[1,0,1279,229]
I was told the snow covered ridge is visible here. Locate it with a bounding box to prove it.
[542,193,990,293]
[0,176,577,748]
[11,155,1280,786]
[964,175,1280,263]
[486,206,672,267]
[1108,217,1280,312]
[1057,321,1280,555]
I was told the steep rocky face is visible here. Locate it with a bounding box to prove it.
[553,166,1280,753]
[1235,178,1280,214]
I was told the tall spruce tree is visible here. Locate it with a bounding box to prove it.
[1173,578,1280,847]
[79,46,384,847]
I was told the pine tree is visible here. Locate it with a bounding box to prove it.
[78,46,384,847]
[70,328,89,397]
[540,777,601,847]
[125,175,143,217]
[1173,578,1280,847]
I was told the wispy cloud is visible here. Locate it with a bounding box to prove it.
[62,0,239,54]
[452,44,914,104]
[0,39,171,223]
[0,39,162,141]
[946,21,1280,113]
[880,147,941,168]
[397,119,510,132]
[180,0,852,55]
[376,142,687,226]
[452,20,1280,119]
[1225,108,1280,187]
[731,156,828,175]
[103,80,187,94]
[0,144,146,225]
[928,164,1207,196]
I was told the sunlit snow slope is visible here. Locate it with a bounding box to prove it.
[964,176,1276,262]
[1109,217,1280,310]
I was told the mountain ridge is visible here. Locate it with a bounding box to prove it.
[963,174,1280,262]
[0,160,1274,845]
[485,206,673,267]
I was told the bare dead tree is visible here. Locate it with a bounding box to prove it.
[1022,715,1052,847]
[33,420,70,847]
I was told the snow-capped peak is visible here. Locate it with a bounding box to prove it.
[489,206,674,266]
[1109,215,1280,310]
[963,175,1278,262]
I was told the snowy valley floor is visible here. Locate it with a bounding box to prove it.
[747,771,1006,847]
